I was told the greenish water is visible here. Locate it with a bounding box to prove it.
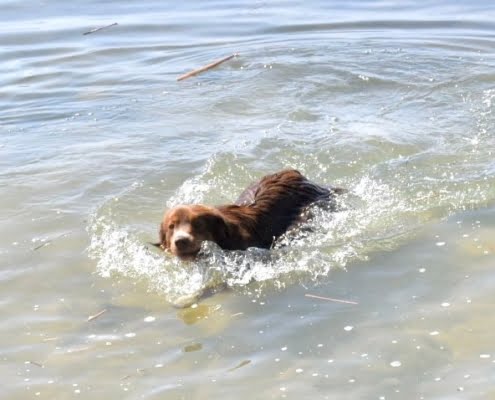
[1,0,495,398]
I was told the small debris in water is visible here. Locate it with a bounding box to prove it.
[183,342,202,353]
[436,241,446,247]
[390,361,401,367]
[66,346,90,353]
[441,302,450,307]
[87,309,106,322]
[344,326,354,331]
[32,231,73,251]
[429,331,440,336]
[227,359,251,372]
[32,241,50,251]
[26,361,43,368]
[177,53,239,81]
[480,354,491,359]
[231,312,244,317]
[83,22,118,35]
[305,293,358,305]
[143,316,156,322]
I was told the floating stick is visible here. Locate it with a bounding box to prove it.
[83,22,118,35]
[177,53,238,81]
[28,361,44,368]
[87,309,107,322]
[33,231,72,251]
[305,293,358,305]
[228,360,251,372]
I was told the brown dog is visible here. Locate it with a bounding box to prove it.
[154,169,343,260]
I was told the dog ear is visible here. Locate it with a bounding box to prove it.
[205,214,231,249]
[161,222,170,249]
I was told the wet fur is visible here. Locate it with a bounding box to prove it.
[156,169,343,258]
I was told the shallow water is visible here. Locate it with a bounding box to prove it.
[2,0,495,398]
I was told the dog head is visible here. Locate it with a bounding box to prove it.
[153,205,229,260]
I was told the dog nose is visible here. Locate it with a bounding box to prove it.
[174,237,191,250]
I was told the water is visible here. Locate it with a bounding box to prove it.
[2,0,495,398]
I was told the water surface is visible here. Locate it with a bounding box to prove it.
[2,0,495,398]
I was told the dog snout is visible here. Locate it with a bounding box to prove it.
[174,235,192,250]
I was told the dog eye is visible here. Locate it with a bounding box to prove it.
[168,223,175,230]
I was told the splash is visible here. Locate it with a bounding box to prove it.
[87,169,413,304]
[88,214,207,303]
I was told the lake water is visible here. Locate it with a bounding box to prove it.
[2,0,495,398]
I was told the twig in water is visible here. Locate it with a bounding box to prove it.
[83,22,118,36]
[28,361,44,368]
[87,309,107,322]
[305,293,358,305]
[228,359,251,372]
[177,53,239,81]
[66,346,90,353]
[33,231,74,251]
[231,312,244,318]
[33,241,50,251]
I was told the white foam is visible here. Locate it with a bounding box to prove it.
[88,214,206,304]
[87,171,416,304]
